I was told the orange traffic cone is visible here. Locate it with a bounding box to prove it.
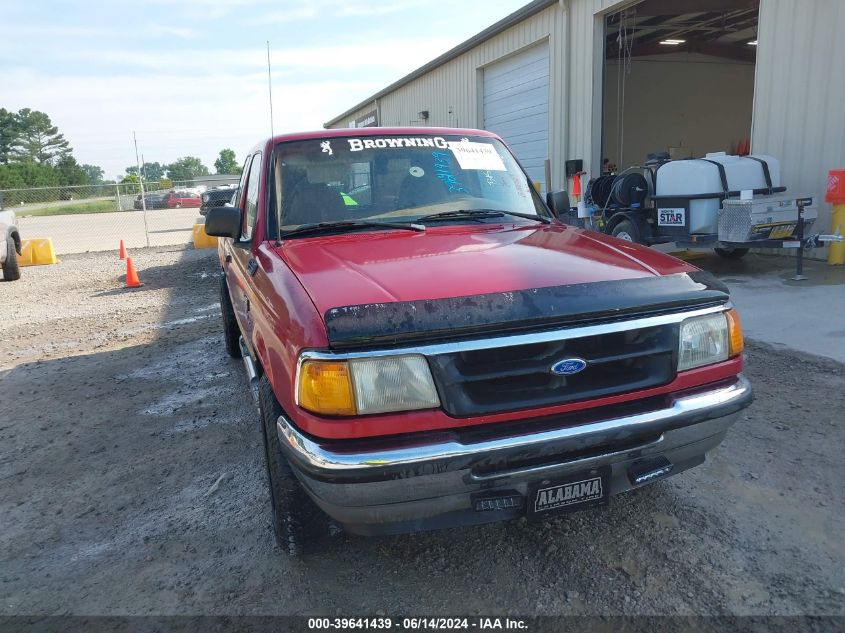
[125,257,143,288]
[119,239,127,260]
[572,173,582,198]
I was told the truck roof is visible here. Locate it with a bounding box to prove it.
[249,127,501,155]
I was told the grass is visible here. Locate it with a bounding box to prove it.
[17,200,121,217]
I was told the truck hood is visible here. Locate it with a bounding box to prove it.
[276,223,697,318]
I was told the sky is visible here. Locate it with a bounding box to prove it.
[1,0,528,180]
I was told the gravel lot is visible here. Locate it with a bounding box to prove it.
[1,247,843,619]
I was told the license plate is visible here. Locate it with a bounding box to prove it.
[527,467,610,520]
[768,224,796,239]
[658,208,686,226]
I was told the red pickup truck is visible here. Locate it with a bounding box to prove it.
[205,128,752,554]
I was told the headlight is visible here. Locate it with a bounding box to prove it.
[298,361,356,416]
[298,354,440,416]
[677,310,743,371]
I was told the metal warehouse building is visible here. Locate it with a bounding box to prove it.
[325,0,845,235]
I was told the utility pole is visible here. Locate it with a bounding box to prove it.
[134,131,150,248]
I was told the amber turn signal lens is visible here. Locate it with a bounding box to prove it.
[726,309,744,357]
[298,360,356,416]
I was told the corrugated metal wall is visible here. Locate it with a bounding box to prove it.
[565,0,636,183]
[330,0,629,191]
[753,0,845,233]
[331,6,559,131]
[328,5,568,191]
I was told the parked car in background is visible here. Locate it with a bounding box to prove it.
[134,192,168,210]
[200,185,237,216]
[164,190,202,209]
[1,208,22,281]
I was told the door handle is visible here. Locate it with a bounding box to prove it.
[247,259,259,276]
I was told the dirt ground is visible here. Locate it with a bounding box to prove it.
[1,247,843,620]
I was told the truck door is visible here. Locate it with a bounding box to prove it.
[222,153,259,342]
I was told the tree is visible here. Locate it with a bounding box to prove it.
[166,156,209,182]
[214,148,240,175]
[142,161,166,181]
[55,155,87,186]
[0,108,18,164]
[0,161,59,191]
[10,108,71,164]
[126,161,166,181]
[120,173,141,195]
[82,164,105,184]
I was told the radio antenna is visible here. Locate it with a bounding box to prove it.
[266,40,275,140]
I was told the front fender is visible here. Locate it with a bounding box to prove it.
[246,243,330,417]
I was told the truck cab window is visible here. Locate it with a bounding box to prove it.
[242,154,262,241]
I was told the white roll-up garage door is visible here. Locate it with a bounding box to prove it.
[483,41,550,188]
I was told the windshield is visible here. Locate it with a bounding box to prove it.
[272,134,548,232]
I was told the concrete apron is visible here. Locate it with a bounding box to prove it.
[666,250,845,364]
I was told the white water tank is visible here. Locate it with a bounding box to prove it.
[655,154,782,234]
[656,153,781,195]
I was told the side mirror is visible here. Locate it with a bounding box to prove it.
[205,205,241,239]
[546,190,570,219]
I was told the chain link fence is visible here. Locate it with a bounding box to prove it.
[1,179,239,255]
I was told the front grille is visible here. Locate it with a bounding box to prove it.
[427,324,677,417]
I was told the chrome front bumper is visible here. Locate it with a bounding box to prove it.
[276,375,752,535]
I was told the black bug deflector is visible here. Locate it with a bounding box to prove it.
[323,272,729,349]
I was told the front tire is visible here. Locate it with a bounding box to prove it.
[2,235,21,281]
[258,375,333,555]
[219,275,242,358]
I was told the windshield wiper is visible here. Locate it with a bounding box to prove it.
[278,220,425,241]
[416,209,551,224]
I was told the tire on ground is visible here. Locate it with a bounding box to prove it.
[258,374,334,555]
[219,275,242,358]
[2,235,21,281]
[611,219,640,244]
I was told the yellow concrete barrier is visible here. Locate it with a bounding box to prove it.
[192,222,218,249]
[828,203,844,265]
[19,238,59,266]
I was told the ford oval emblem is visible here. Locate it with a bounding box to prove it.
[550,358,588,376]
